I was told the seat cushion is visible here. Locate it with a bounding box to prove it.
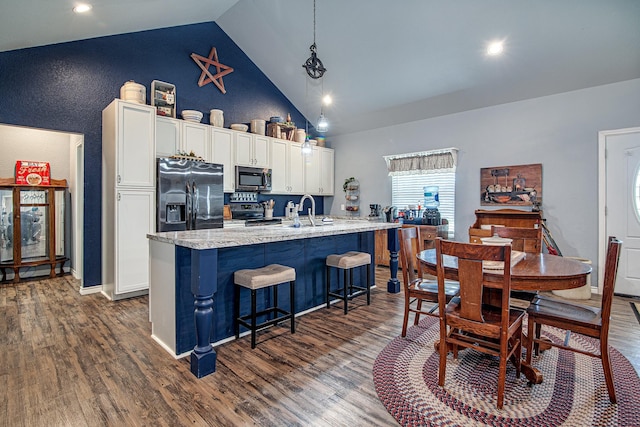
[326,251,371,269]
[234,264,296,290]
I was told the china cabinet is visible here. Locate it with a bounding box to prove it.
[0,178,68,283]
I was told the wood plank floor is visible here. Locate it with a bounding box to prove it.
[1,269,639,427]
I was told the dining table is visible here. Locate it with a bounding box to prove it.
[417,248,593,384]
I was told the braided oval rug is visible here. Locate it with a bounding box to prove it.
[373,316,640,426]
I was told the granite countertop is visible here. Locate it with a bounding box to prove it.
[147,218,400,250]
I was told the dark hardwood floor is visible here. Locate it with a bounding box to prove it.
[1,269,639,426]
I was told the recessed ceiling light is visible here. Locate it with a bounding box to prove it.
[487,41,504,56]
[322,95,332,106]
[73,4,92,13]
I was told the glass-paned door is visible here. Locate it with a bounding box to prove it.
[19,189,49,261]
[0,189,13,262]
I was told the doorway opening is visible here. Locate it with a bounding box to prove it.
[0,124,84,286]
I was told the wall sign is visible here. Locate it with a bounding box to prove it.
[480,163,542,206]
[190,47,234,94]
[15,160,50,186]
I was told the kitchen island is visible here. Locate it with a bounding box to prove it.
[147,219,401,377]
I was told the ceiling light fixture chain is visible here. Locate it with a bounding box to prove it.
[303,0,326,79]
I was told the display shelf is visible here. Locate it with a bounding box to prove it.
[0,177,68,283]
[151,80,176,118]
[344,177,360,217]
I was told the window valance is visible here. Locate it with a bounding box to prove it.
[384,148,458,176]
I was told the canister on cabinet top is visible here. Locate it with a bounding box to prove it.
[120,81,146,104]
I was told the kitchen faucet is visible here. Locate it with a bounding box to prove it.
[298,194,316,226]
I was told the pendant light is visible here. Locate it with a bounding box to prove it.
[316,77,330,133]
[302,0,327,80]
[317,110,329,133]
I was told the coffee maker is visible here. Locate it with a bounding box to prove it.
[369,204,382,219]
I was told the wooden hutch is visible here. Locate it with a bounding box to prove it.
[468,208,543,243]
[0,177,69,283]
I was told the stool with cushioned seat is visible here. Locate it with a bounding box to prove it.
[326,251,372,314]
[234,264,296,349]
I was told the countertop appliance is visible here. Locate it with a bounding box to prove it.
[229,192,264,220]
[235,166,272,192]
[369,204,382,218]
[157,158,224,232]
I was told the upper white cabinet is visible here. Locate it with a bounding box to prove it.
[181,121,210,161]
[235,133,269,167]
[156,116,180,158]
[304,146,335,195]
[103,99,156,188]
[270,139,305,194]
[211,127,235,193]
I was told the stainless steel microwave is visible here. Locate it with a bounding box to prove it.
[235,166,272,192]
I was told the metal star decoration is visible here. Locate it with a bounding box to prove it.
[190,47,234,94]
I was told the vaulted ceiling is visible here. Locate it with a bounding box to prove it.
[2,0,639,135]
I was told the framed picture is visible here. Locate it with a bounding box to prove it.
[480,163,542,206]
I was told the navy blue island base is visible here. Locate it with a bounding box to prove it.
[148,221,401,378]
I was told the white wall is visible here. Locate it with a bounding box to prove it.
[0,125,72,180]
[331,78,640,282]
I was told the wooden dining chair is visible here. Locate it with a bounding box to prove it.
[398,227,459,337]
[526,236,622,403]
[493,226,543,302]
[435,238,526,409]
[493,226,542,253]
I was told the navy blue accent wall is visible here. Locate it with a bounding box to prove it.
[0,22,315,287]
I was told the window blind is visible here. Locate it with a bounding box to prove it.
[391,171,456,237]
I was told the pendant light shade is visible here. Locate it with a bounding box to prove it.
[317,112,329,133]
[301,138,312,155]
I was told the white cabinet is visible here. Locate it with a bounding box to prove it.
[103,99,156,188]
[270,139,305,194]
[113,190,155,295]
[102,99,156,300]
[156,116,180,157]
[235,133,269,167]
[253,136,270,167]
[305,147,335,195]
[211,127,235,193]
[181,121,210,160]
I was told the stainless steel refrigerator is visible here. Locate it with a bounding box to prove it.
[157,158,224,232]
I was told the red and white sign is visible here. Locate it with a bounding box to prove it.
[15,161,51,186]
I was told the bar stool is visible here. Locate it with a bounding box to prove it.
[234,264,296,349]
[326,251,372,314]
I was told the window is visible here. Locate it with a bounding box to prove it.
[385,149,457,237]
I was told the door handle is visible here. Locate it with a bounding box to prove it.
[185,181,192,230]
[192,181,198,228]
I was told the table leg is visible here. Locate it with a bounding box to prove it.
[520,331,544,384]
